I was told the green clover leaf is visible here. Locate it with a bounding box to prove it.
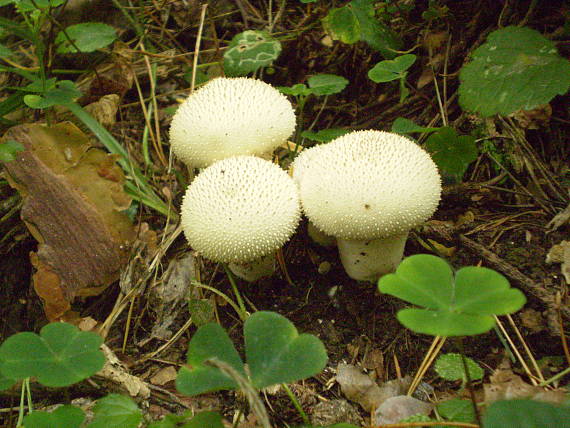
[0,322,105,387]
[378,255,526,336]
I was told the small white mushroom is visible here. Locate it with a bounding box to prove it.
[169,77,296,168]
[292,130,442,282]
[180,156,301,281]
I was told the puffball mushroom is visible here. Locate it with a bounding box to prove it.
[180,155,301,281]
[292,130,442,282]
[169,77,296,168]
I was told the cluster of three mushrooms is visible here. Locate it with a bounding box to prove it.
[171,78,442,283]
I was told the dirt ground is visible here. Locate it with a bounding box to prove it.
[0,0,569,426]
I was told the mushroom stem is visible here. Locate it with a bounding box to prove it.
[228,252,276,282]
[337,233,408,282]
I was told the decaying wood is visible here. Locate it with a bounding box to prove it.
[2,123,135,319]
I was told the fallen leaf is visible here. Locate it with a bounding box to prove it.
[545,240,570,284]
[372,395,433,426]
[336,363,411,412]
[484,362,566,405]
[150,366,178,386]
[83,94,120,128]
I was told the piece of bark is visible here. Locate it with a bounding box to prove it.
[2,123,135,318]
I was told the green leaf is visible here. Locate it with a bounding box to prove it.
[299,0,317,3]
[0,139,24,163]
[424,127,478,182]
[55,22,117,53]
[0,371,16,391]
[301,128,351,143]
[23,405,85,428]
[245,311,327,389]
[223,30,281,76]
[349,0,401,58]
[278,83,313,97]
[322,5,360,44]
[89,394,142,428]
[13,0,65,12]
[0,42,12,58]
[24,80,82,109]
[378,254,526,336]
[368,54,416,82]
[483,399,570,428]
[459,26,570,116]
[434,353,484,382]
[0,16,34,41]
[0,323,105,387]
[437,399,475,423]
[391,117,440,134]
[175,323,244,396]
[322,0,401,57]
[148,411,224,428]
[307,74,349,96]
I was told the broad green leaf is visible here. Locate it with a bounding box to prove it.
[322,5,360,44]
[424,127,478,182]
[454,266,526,315]
[349,0,401,58]
[0,139,24,163]
[55,22,117,53]
[397,308,496,336]
[437,399,476,423]
[176,323,244,396]
[434,353,484,381]
[23,405,85,428]
[278,83,312,97]
[307,74,349,96]
[378,254,455,310]
[0,322,104,387]
[89,394,142,428]
[0,371,16,391]
[378,254,526,336]
[391,117,440,134]
[24,80,82,109]
[483,399,570,428]
[0,42,12,58]
[14,0,65,12]
[459,26,570,116]
[245,311,327,389]
[148,411,224,428]
[322,0,402,57]
[368,54,416,82]
[224,30,281,76]
[301,128,351,143]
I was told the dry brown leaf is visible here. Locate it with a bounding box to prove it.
[484,363,566,405]
[98,344,151,398]
[83,94,120,128]
[150,366,178,386]
[519,308,546,333]
[545,240,570,284]
[1,122,135,320]
[336,363,411,412]
[510,103,552,130]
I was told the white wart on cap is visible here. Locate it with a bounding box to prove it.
[170,77,296,168]
[292,130,442,281]
[181,156,301,280]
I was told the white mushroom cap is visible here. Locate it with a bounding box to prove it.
[170,77,296,168]
[180,156,301,263]
[292,130,441,240]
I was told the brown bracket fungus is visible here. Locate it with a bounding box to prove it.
[180,156,301,281]
[292,130,442,282]
[169,77,296,169]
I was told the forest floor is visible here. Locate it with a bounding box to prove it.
[0,0,569,427]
